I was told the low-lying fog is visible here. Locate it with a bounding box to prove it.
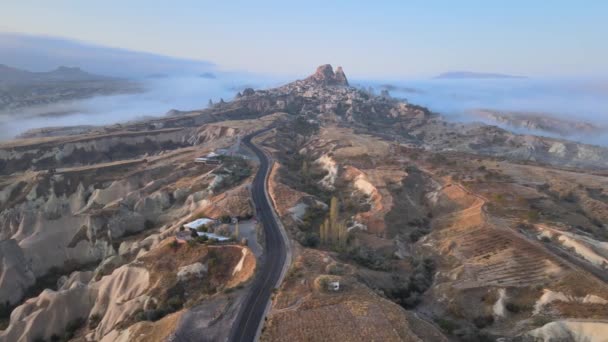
[363,78,608,146]
[0,75,284,141]
[2,73,608,148]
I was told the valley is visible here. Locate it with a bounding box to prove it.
[0,65,607,341]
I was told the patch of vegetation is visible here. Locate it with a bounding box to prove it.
[473,315,494,329]
[212,156,252,192]
[45,317,86,342]
[407,217,431,242]
[434,318,460,334]
[386,258,435,309]
[291,116,320,137]
[136,295,184,322]
[88,313,102,329]
[347,245,390,271]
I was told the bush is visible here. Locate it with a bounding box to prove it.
[527,210,540,222]
[473,315,494,329]
[505,302,522,313]
[137,296,184,322]
[434,318,459,334]
[386,258,435,309]
[296,231,320,247]
[88,313,102,329]
[144,220,155,230]
[347,246,389,270]
[409,227,429,242]
[166,296,184,311]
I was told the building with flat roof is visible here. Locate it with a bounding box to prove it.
[184,218,216,230]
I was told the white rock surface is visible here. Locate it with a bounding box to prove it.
[177,262,208,282]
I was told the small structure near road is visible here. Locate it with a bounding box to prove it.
[182,217,232,242]
[184,218,216,230]
[328,281,340,292]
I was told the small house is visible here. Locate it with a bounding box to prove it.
[184,218,216,231]
[183,218,231,242]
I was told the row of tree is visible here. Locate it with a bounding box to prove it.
[319,196,349,247]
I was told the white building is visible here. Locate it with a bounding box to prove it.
[194,151,222,165]
[183,218,231,242]
[184,218,216,230]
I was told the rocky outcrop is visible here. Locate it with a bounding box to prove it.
[0,240,35,305]
[334,66,348,86]
[0,265,149,342]
[0,283,95,342]
[304,64,349,86]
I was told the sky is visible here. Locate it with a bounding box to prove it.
[2,0,608,78]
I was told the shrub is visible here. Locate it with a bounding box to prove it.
[144,220,155,230]
[296,231,320,247]
[409,227,429,242]
[347,246,389,270]
[505,302,523,313]
[527,210,540,222]
[434,318,459,334]
[88,313,102,329]
[473,315,494,329]
[166,296,184,311]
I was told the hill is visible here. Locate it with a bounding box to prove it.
[0,64,140,111]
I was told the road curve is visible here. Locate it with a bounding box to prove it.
[229,130,288,342]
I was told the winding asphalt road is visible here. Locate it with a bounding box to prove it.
[229,130,287,342]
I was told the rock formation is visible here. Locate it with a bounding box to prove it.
[0,240,35,305]
[304,64,349,86]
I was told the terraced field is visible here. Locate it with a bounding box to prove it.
[432,183,567,289]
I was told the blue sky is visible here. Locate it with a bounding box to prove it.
[2,0,607,78]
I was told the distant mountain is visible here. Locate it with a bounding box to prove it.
[0,64,140,111]
[0,32,217,78]
[434,71,526,79]
[0,64,109,84]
